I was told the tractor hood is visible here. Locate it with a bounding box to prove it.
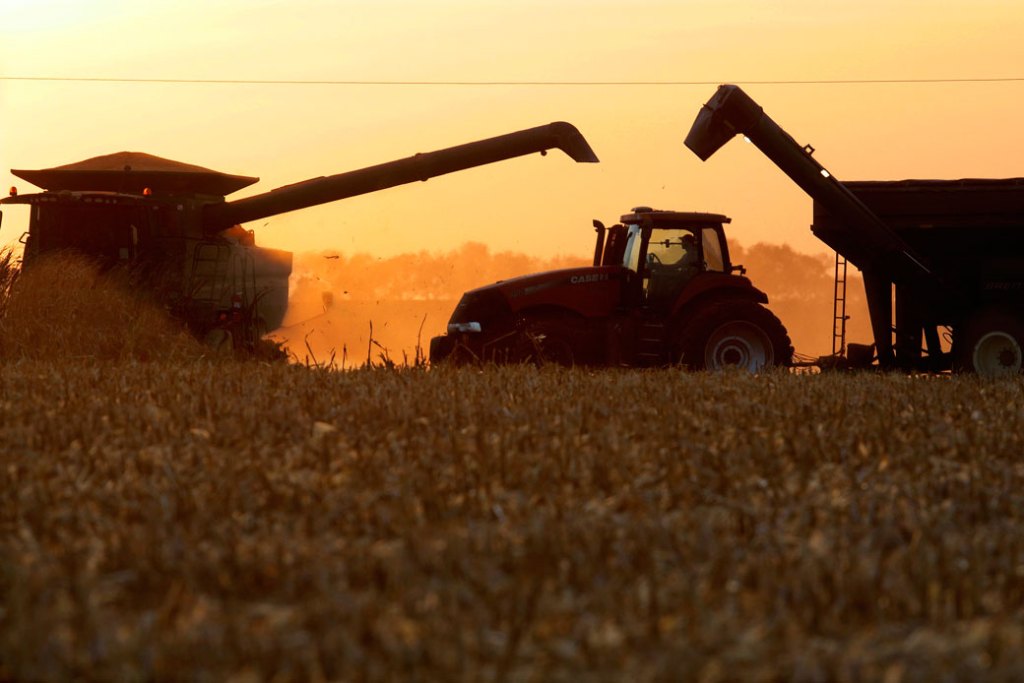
[450,265,629,328]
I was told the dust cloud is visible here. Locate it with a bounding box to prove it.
[273,243,585,366]
[271,242,874,365]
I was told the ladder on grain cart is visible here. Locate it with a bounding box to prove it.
[832,251,848,357]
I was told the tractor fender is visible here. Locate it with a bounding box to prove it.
[668,273,768,321]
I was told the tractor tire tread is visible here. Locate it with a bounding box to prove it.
[673,299,793,370]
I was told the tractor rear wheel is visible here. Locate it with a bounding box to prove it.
[954,311,1024,377]
[674,300,792,371]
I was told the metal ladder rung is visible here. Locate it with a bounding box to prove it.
[832,251,848,356]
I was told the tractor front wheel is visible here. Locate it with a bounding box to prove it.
[674,300,792,371]
[514,317,577,366]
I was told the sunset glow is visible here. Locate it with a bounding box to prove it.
[3,0,1023,260]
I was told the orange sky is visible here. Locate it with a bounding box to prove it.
[3,0,1024,260]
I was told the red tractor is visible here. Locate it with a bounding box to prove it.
[430,207,792,369]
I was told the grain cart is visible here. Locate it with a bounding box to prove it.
[430,206,793,369]
[685,84,1024,375]
[0,122,597,351]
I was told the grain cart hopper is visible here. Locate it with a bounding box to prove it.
[430,206,793,370]
[1,122,597,352]
[686,84,1024,375]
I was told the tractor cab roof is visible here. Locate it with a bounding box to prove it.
[620,207,730,229]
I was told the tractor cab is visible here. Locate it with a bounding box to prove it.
[596,207,734,310]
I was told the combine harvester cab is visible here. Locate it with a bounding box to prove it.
[1,122,597,352]
[686,84,1024,375]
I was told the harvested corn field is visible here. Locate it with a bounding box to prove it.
[2,363,1024,681]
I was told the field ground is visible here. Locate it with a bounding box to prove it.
[2,363,1024,681]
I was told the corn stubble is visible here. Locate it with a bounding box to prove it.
[2,360,1024,681]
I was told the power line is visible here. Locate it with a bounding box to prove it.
[2,75,1024,86]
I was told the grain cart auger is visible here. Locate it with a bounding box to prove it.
[1,122,597,353]
[685,84,980,372]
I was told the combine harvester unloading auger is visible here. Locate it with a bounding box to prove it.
[686,84,1024,375]
[1,122,597,353]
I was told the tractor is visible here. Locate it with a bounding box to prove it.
[430,206,792,370]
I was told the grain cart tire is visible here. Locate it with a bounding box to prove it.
[674,300,792,371]
[954,311,1024,377]
[514,316,577,366]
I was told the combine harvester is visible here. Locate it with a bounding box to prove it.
[686,85,1024,375]
[1,123,597,352]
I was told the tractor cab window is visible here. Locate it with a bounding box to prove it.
[602,224,628,266]
[622,223,644,273]
[643,228,702,306]
[702,228,725,272]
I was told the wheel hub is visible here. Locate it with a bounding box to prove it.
[973,331,1022,377]
[706,321,773,371]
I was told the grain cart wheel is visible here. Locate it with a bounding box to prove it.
[515,316,576,366]
[674,300,792,371]
[955,311,1024,377]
